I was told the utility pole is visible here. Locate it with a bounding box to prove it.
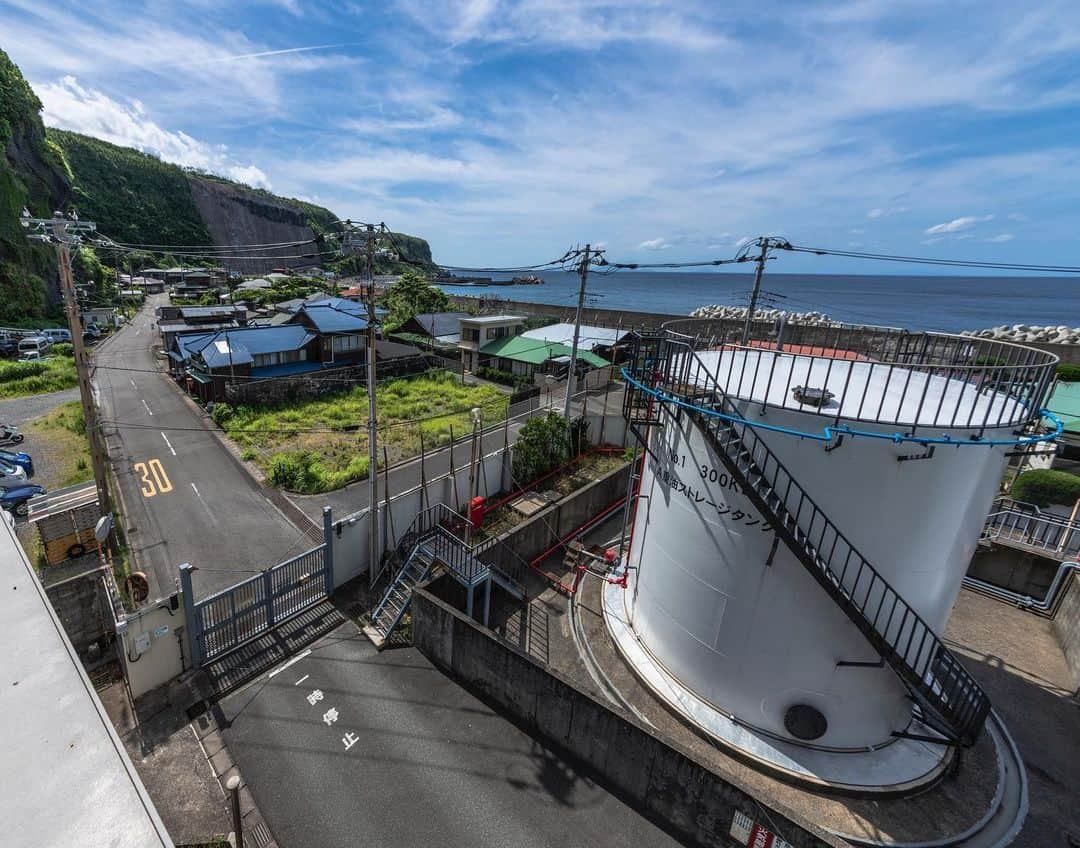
[564,244,602,418]
[22,211,113,518]
[741,237,770,346]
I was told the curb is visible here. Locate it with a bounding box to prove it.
[193,710,279,848]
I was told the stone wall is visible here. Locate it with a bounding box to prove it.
[411,580,842,848]
[224,356,432,405]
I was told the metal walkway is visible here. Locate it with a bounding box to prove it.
[367,503,526,646]
[624,333,993,746]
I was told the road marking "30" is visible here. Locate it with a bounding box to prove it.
[134,459,173,498]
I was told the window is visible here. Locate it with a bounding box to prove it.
[462,328,480,343]
[487,326,508,340]
[332,334,362,353]
[252,349,307,368]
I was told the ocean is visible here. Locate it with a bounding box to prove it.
[436,271,1080,334]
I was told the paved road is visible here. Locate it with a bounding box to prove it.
[94,297,305,601]
[219,624,684,848]
[293,382,627,522]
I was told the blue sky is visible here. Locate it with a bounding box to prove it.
[2,0,1079,271]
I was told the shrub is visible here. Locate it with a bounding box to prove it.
[1057,363,1080,383]
[1012,469,1080,507]
[512,411,570,484]
[210,402,233,425]
[240,447,257,462]
[51,342,74,357]
[0,360,48,383]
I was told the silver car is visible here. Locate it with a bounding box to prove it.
[0,457,28,488]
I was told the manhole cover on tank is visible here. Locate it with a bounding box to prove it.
[784,703,828,741]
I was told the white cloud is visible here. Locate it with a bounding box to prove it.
[923,214,994,235]
[638,238,671,251]
[984,233,1015,243]
[36,77,272,189]
[867,206,909,219]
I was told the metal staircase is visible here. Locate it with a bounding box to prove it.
[369,543,437,642]
[368,503,526,645]
[624,337,992,746]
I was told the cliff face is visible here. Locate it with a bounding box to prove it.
[0,48,70,321]
[187,176,334,274]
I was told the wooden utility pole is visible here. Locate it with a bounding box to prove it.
[23,212,113,517]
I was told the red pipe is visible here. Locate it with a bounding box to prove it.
[526,494,628,595]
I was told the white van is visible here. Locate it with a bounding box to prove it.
[40,328,71,344]
[18,337,51,358]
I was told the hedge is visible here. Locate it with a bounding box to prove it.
[1057,363,1080,383]
[1012,469,1080,507]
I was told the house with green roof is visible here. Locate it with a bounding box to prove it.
[478,334,609,378]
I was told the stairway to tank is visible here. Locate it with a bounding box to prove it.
[623,334,991,747]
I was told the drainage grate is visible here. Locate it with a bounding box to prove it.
[250,821,273,847]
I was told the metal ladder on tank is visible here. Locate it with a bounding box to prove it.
[622,336,992,747]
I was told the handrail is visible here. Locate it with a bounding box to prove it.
[982,507,1080,558]
[647,321,1058,434]
[636,336,991,744]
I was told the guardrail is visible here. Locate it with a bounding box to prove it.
[657,318,1058,434]
[982,506,1080,560]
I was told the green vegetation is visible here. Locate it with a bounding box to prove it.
[512,412,572,484]
[217,370,508,493]
[47,128,214,246]
[1012,468,1080,507]
[381,269,452,332]
[0,49,66,325]
[1056,363,1080,383]
[27,401,92,488]
[476,365,533,391]
[0,354,78,398]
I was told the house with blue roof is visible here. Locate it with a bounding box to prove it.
[287,303,375,367]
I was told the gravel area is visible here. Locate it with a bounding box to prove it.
[1,388,84,550]
[0,387,79,427]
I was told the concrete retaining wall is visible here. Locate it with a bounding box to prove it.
[966,547,1060,598]
[411,581,841,848]
[489,462,630,566]
[45,568,113,656]
[1052,573,1080,689]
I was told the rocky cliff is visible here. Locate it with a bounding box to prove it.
[187,176,336,274]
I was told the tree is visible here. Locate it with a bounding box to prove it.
[382,269,451,333]
[512,411,571,484]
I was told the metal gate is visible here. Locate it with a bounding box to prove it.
[182,543,332,666]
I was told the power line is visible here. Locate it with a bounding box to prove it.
[783,243,1080,274]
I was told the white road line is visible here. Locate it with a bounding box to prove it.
[141,399,153,416]
[267,649,313,680]
[129,378,137,389]
[191,482,201,497]
[294,674,310,686]
[161,432,176,456]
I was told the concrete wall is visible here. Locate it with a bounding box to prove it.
[118,601,188,699]
[330,445,512,587]
[966,547,1061,597]
[487,463,630,568]
[411,581,841,848]
[45,568,113,657]
[1052,573,1080,689]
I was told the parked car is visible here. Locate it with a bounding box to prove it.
[0,448,34,477]
[0,457,27,487]
[0,483,45,518]
[17,336,51,358]
[40,328,71,344]
[0,338,18,357]
[83,324,102,338]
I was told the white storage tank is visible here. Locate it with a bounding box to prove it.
[613,322,1057,755]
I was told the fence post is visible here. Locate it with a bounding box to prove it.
[179,563,202,667]
[323,506,335,596]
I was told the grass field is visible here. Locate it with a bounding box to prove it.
[218,370,510,493]
[0,355,78,399]
[28,401,93,488]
